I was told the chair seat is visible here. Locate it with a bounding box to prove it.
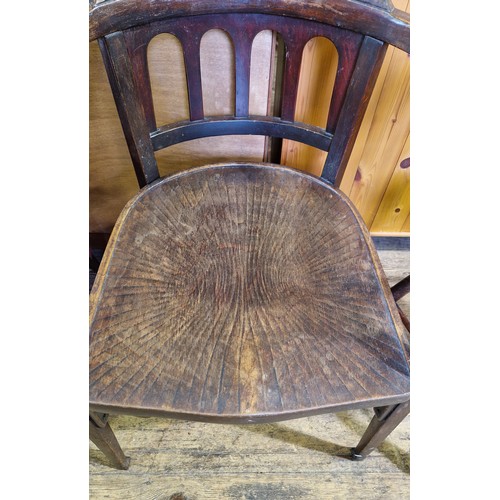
[90,163,409,422]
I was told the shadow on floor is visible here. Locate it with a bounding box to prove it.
[335,411,410,473]
[237,422,353,459]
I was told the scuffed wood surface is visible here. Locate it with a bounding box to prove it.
[90,165,409,421]
[90,238,410,499]
[89,0,410,53]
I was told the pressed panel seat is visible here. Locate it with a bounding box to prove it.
[90,164,409,421]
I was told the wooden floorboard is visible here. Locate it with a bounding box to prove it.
[90,238,410,499]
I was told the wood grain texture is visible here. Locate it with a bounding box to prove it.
[341,0,410,232]
[353,400,410,459]
[99,32,160,187]
[112,11,375,189]
[90,40,140,234]
[346,44,409,227]
[90,410,410,498]
[281,0,410,234]
[90,412,410,498]
[90,418,131,470]
[280,37,338,176]
[90,164,409,421]
[370,134,410,233]
[91,7,408,234]
[89,0,410,53]
[89,240,410,496]
[322,36,387,186]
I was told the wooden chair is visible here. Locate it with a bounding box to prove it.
[89,0,410,470]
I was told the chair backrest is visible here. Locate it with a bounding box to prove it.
[89,0,409,188]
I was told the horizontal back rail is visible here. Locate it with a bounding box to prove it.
[123,13,363,134]
[150,117,333,152]
[94,4,409,188]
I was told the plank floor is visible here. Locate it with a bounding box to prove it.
[90,237,410,500]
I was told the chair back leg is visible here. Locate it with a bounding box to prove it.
[351,400,410,460]
[89,416,130,470]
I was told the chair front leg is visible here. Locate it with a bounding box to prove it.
[351,400,410,460]
[89,415,130,470]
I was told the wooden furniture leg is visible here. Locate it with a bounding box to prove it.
[390,275,410,302]
[89,416,130,470]
[351,400,410,460]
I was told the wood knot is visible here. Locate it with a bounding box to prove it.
[400,157,410,169]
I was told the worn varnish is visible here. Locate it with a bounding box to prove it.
[90,241,410,498]
[89,0,410,468]
[90,164,409,421]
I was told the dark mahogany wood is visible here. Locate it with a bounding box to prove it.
[122,13,363,156]
[108,11,372,186]
[89,0,410,467]
[280,37,308,122]
[127,30,157,133]
[322,36,387,186]
[391,275,410,302]
[90,164,409,422]
[90,417,130,470]
[89,411,109,428]
[175,29,204,121]
[89,0,410,53]
[150,116,333,152]
[98,32,159,187]
[228,27,254,117]
[352,400,410,460]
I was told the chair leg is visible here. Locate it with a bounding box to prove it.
[351,400,410,460]
[89,416,130,470]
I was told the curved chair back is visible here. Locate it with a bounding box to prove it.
[89,0,410,188]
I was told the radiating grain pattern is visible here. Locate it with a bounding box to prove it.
[90,236,410,497]
[90,164,409,420]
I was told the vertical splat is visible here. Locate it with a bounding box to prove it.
[176,30,204,121]
[280,37,308,122]
[229,29,255,117]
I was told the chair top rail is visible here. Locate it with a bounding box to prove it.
[89,0,410,53]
